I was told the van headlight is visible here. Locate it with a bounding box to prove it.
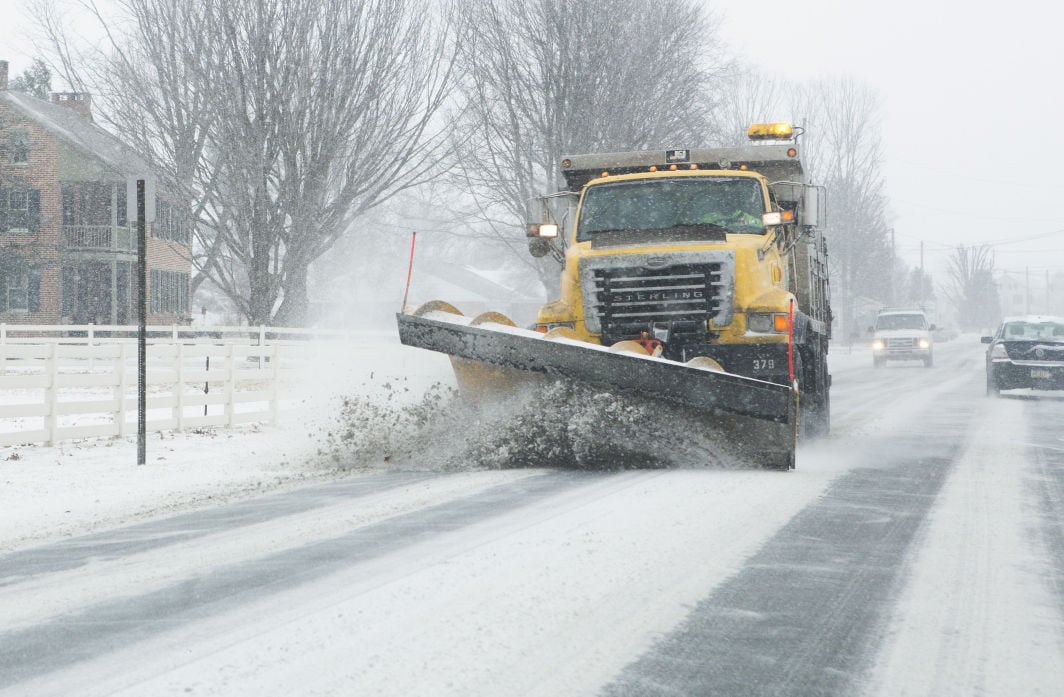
[918,338,930,349]
[872,339,885,351]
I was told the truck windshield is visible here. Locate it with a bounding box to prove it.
[576,177,766,241]
[876,314,927,330]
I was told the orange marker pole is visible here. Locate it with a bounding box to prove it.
[401,231,417,312]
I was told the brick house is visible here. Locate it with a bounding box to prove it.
[0,60,192,326]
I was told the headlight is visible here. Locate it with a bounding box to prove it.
[747,313,789,333]
[872,339,885,351]
[918,338,930,349]
[990,343,1009,360]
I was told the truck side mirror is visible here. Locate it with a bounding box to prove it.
[528,237,553,258]
[526,222,559,258]
[980,336,992,344]
[800,185,825,227]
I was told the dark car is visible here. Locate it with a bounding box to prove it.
[982,315,1064,396]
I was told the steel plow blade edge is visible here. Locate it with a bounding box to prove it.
[396,311,797,469]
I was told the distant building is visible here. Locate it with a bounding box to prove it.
[0,59,191,326]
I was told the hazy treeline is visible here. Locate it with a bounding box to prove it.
[31,0,912,329]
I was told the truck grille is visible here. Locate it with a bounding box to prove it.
[579,252,734,342]
[886,337,917,353]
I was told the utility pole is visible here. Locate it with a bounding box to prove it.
[919,240,924,308]
[890,227,896,305]
[137,180,147,466]
[127,176,155,466]
[1026,266,1030,315]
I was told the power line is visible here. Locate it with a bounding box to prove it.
[891,199,1058,224]
[892,227,1064,251]
[890,158,1054,190]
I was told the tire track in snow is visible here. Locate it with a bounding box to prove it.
[601,371,978,696]
[1024,398,1064,637]
[2,466,843,697]
[0,469,586,691]
[862,395,1064,697]
[0,470,435,583]
[0,470,542,630]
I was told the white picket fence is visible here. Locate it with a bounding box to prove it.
[0,324,335,447]
[0,322,349,346]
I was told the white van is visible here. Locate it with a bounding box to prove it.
[870,309,935,367]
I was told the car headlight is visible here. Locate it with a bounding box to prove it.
[872,339,885,351]
[918,338,930,349]
[989,343,1009,360]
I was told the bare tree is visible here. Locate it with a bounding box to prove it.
[902,266,935,307]
[33,0,455,326]
[709,68,786,147]
[793,77,893,337]
[449,0,734,294]
[945,244,1000,329]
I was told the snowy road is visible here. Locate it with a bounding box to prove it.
[2,339,1063,696]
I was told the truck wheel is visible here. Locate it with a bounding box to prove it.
[795,349,830,440]
[873,356,885,368]
[986,371,1000,397]
[764,448,795,471]
[924,355,934,368]
[792,351,809,440]
[808,368,831,438]
[798,347,829,439]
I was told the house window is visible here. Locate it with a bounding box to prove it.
[5,273,28,311]
[60,182,111,227]
[0,265,40,314]
[9,131,29,164]
[153,198,190,245]
[0,188,41,234]
[150,269,190,315]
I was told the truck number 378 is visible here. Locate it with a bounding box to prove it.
[753,358,776,371]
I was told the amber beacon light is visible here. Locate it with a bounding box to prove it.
[747,123,794,141]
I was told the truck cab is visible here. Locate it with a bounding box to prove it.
[527,124,832,435]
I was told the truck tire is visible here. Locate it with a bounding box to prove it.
[791,349,829,442]
[801,346,830,439]
[924,355,934,368]
[809,349,831,438]
[873,356,885,368]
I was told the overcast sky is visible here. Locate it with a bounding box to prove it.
[3,0,1061,290]
[719,0,1064,289]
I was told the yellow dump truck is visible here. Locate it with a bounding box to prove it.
[398,124,831,469]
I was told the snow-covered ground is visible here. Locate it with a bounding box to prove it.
[2,336,1063,696]
[0,339,932,553]
[0,337,456,552]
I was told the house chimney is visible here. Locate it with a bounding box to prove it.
[0,61,8,91]
[51,92,93,121]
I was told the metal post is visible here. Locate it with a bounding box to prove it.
[204,354,210,417]
[1026,266,1031,315]
[137,179,147,466]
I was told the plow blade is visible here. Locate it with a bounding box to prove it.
[397,306,798,469]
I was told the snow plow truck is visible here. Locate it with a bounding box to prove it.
[397,123,831,470]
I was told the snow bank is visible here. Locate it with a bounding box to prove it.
[0,337,456,553]
[0,336,880,553]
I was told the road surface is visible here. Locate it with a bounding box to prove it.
[1,338,1062,696]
